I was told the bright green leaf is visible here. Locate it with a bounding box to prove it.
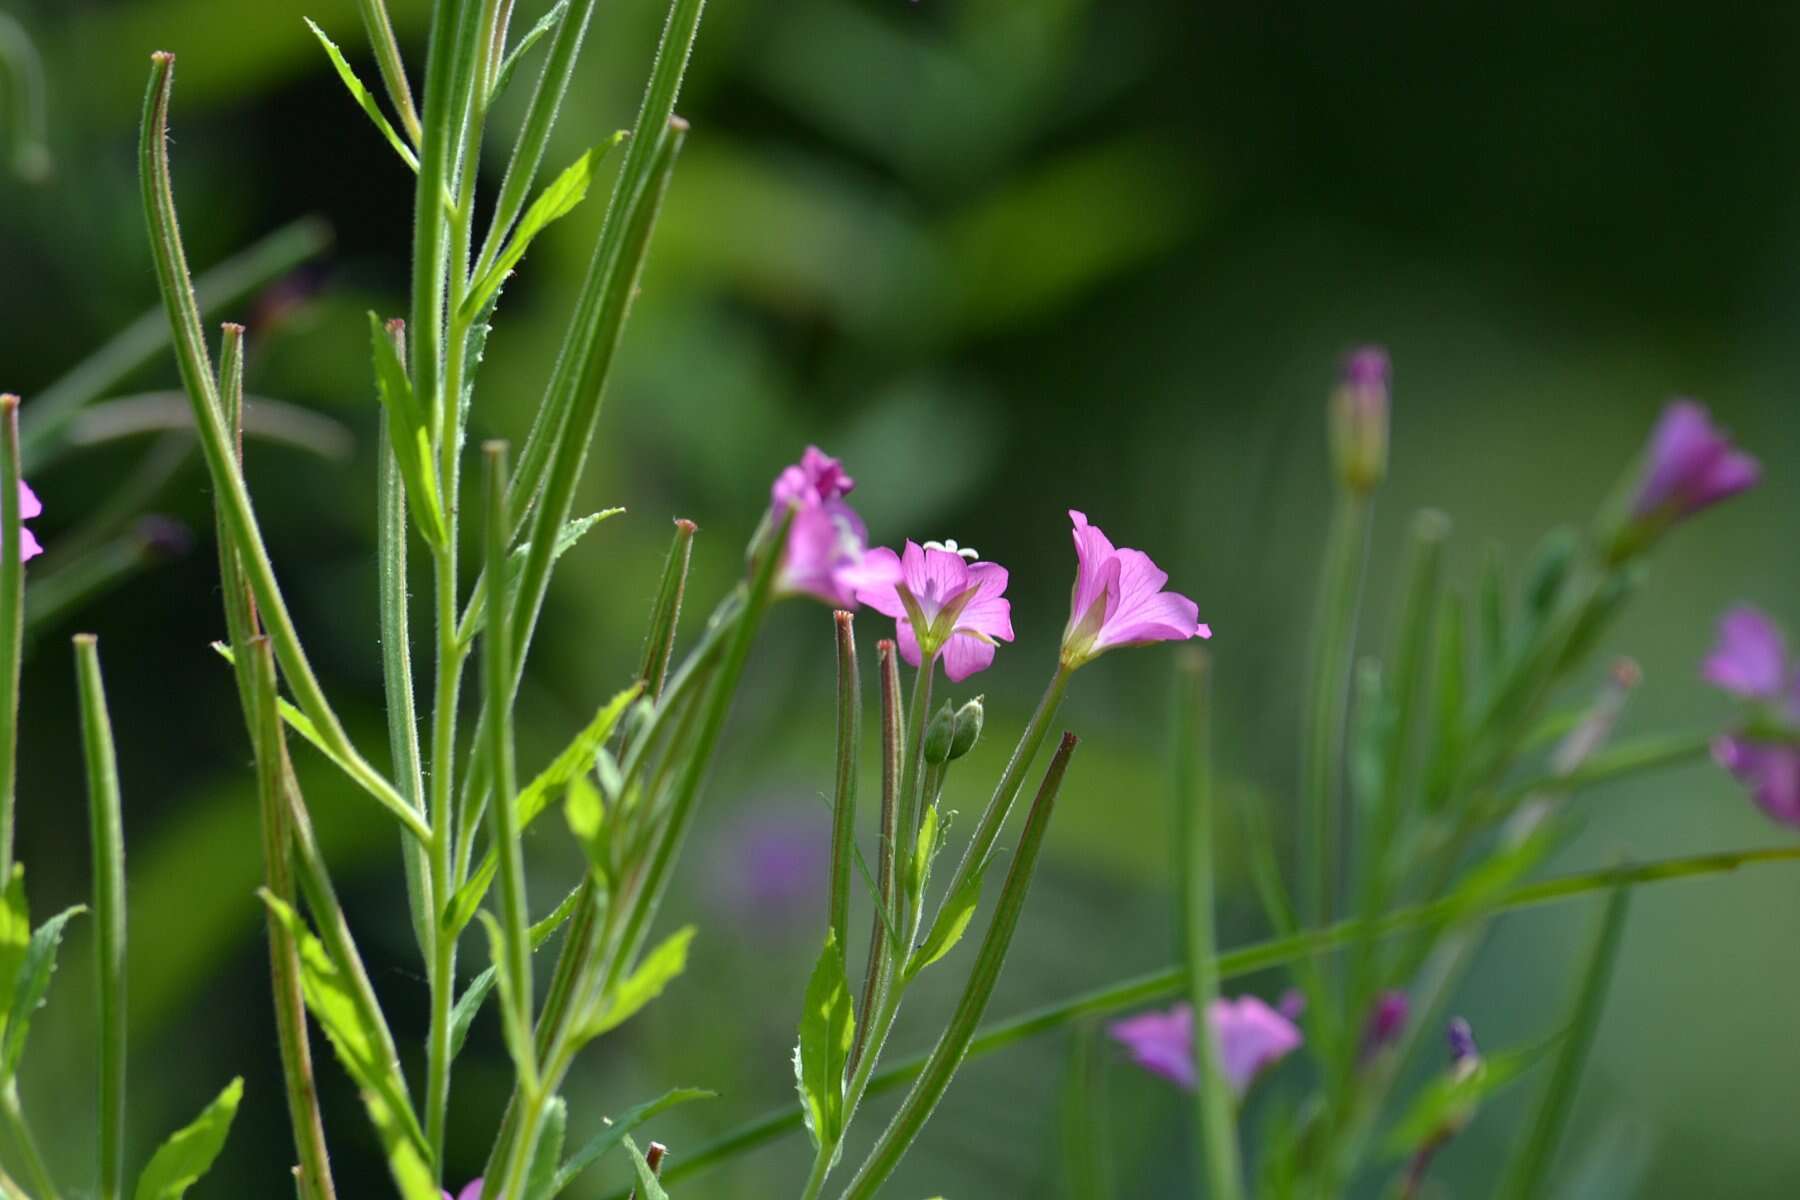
[908,864,985,980]
[133,1076,243,1200]
[464,133,628,319]
[547,1087,712,1195]
[795,929,854,1149]
[2,904,84,1080]
[303,20,419,173]
[584,925,695,1038]
[564,773,609,881]
[369,313,447,550]
[490,0,571,103]
[0,867,28,1053]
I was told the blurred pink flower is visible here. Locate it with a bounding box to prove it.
[15,481,41,562]
[442,1181,481,1200]
[1108,995,1301,1097]
[852,541,1012,682]
[768,446,869,608]
[1060,510,1207,669]
[1632,401,1759,521]
[1703,606,1800,827]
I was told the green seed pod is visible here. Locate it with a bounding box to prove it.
[948,696,985,760]
[923,700,956,765]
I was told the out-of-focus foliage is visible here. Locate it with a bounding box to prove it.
[1,0,1798,1195]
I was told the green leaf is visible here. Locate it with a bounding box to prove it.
[0,867,28,1052]
[491,0,571,103]
[446,685,640,934]
[258,893,436,1196]
[548,1087,713,1196]
[909,803,939,904]
[1385,1043,1545,1156]
[134,1076,244,1200]
[564,773,610,881]
[460,509,625,641]
[623,1135,670,1200]
[525,1095,568,1200]
[584,925,695,1038]
[465,133,628,319]
[907,864,985,980]
[450,884,584,1062]
[795,930,854,1149]
[369,313,447,550]
[1,904,84,1080]
[303,19,419,173]
[1497,885,1633,1198]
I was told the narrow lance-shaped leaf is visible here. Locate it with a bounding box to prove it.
[458,509,626,643]
[549,1087,714,1197]
[584,925,696,1038]
[490,0,573,103]
[795,929,854,1149]
[907,863,984,981]
[464,132,628,319]
[1496,884,1633,1198]
[303,19,419,173]
[368,315,447,550]
[449,884,586,1062]
[133,1077,243,1200]
[1,904,84,1081]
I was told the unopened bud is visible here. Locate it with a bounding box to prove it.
[1329,346,1390,494]
[948,697,984,760]
[923,701,956,765]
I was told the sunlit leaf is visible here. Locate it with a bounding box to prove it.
[134,1076,243,1200]
[584,925,696,1038]
[303,19,418,173]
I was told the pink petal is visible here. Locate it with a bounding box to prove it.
[957,561,1014,644]
[458,1181,484,1200]
[1108,1005,1196,1090]
[907,543,974,615]
[940,631,997,682]
[1208,995,1302,1095]
[19,530,41,563]
[1703,606,1789,700]
[850,547,907,618]
[1067,510,1117,630]
[894,619,924,669]
[17,482,40,521]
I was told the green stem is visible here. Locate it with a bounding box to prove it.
[380,420,435,959]
[837,732,1081,1199]
[1175,653,1242,1200]
[73,636,125,1200]
[0,1083,55,1200]
[642,840,1800,1194]
[137,54,421,840]
[0,397,23,887]
[848,639,902,1078]
[828,611,860,962]
[1301,493,1369,930]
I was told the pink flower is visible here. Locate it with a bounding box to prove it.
[768,447,869,608]
[14,482,41,562]
[1107,996,1302,1097]
[1363,990,1410,1055]
[1632,401,1759,520]
[1060,510,1208,669]
[1703,606,1800,827]
[442,1182,481,1200]
[852,541,1012,682]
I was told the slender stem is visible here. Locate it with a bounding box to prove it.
[0,397,23,886]
[380,417,435,959]
[73,636,125,1200]
[1301,493,1369,929]
[354,0,423,145]
[483,442,536,1075]
[138,54,421,839]
[828,612,860,960]
[838,732,1081,1199]
[850,640,899,1077]
[0,1084,55,1200]
[1175,653,1242,1200]
[644,840,1800,1194]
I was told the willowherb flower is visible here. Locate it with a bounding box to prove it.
[852,540,1012,682]
[13,482,42,562]
[442,1181,482,1200]
[1363,989,1410,1055]
[1703,605,1800,827]
[1329,345,1390,494]
[1060,510,1208,669]
[767,446,870,608]
[1107,995,1302,1097]
[1608,401,1758,560]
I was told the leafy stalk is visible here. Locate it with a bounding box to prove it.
[644,842,1800,1193]
[1174,652,1242,1200]
[73,635,125,1200]
[837,732,1082,1199]
[137,53,422,839]
[354,0,423,145]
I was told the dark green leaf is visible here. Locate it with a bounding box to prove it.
[1,904,84,1079]
[795,929,854,1148]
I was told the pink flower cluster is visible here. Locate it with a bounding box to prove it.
[767,447,1209,680]
[1704,606,1800,826]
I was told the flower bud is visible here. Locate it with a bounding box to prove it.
[1329,346,1390,495]
[948,697,984,760]
[923,700,956,765]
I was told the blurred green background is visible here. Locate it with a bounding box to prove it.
[2,0,1798,1195]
